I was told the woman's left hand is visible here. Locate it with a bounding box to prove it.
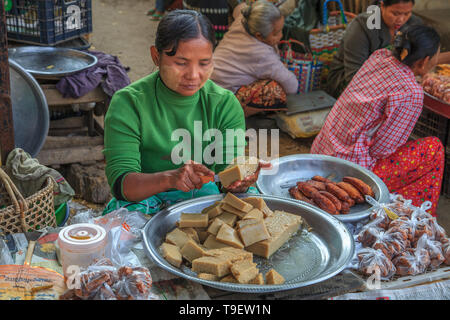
[224,160,272,193]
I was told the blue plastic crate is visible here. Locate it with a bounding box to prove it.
[6,0,92,46]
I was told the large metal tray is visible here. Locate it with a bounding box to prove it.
[9,59,49,157]
[8,46,97,79]
[142,194,355,293]
[256,154,390,223]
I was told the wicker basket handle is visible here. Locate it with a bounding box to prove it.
[322,0,347,30]
[0,167,30,231]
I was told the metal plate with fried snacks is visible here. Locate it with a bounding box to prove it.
[256,154,391,222]
[142,194,354,293]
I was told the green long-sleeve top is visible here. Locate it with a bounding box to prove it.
[103,71,246,200]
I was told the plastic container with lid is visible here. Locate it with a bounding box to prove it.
[57,223,108,277]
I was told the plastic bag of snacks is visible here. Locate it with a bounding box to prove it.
[357,226,385,248]
[372,228,410,260]
[389,194,415,218]
[357,248,396,280]
[416,234,445,270]
[366,196,402,230]
[60,258,157,300]
[441,238,450,265]
[392,243,431,276]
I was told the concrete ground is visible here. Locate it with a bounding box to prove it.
[90,0,450,232]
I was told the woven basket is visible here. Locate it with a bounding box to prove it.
[309,0,356,83]
[0,167,56,235]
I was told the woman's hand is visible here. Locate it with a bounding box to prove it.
[224,160,272,193]
[167,160,215,192]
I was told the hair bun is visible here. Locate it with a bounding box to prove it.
[241,5,252,19]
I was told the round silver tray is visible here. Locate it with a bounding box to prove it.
[142,194,355,293]
[9,59,49,157]
[8,46,98,79]
[256,154,390,223]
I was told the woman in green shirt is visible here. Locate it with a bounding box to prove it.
[103,10,259,214]
[327,0,450,98]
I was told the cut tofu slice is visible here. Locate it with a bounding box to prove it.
[180,239,206,263]
[197,273,220,281]
[191,256,232,277]
[230,259,259,284]
[222,193,253,213]
[216,223,244,249]
[201,202,220,214]
[204,247,253,263]
[220,274,239,283]
[245,210,303,258]
[165,228,191,249]
[179,213,209,228]
[194,228,209,244]
[218,156,259,188]
[204,204,223,219]
[203,235,231,249]
[220,202,247,218]
[235,218,260,230]
[243,197,274,217]
[215,212,238,227]
[207,218,225,236]
[237,219,270,247]
[160,242,182,268]
[249,273,265,285]
[266,269,285,284]
[180,227,199,243]
[242,208,264,220]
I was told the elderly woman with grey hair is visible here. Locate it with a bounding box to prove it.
[210,0,298,117]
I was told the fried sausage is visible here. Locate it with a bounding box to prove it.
[342,177,375,197]
[311,175,334,184]
[305,180,326,191]
[312,192,338,215]
[346,198,355,207]
[340,201,351,214]
[337,181,365,204]
[319,190,342,212]
[325,183,351,202]
[289,186,314,204]
[297,182,321,198]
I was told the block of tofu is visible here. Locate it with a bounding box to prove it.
[218,156,259,188]
[180,239,206,263]
[216,223,244,249]
[207,218,225,236]
[237,219,270,247]
[220,274,239,283]
[178,213,209,228]
[235,218,260,230]
[165,228,191,249]
[204,204,223,219]
[194,228,209,244]
[243,197,274,217]
[160,242,182,268]
[203,235,231,249]
[222,193,253,213]
[242,208,264,220]
[230,259,259,284]
[215,212,238,227]
[197,273,220,281]
[220,202,247,218]
[191,255,232,277]
[204,247,253,263]
[245,210,303,258]
[249,273,265,285]
[180,227,199,243]
[201,202,220,214]
[265,269,285,284]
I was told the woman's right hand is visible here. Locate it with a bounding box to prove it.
[166,160,215,192]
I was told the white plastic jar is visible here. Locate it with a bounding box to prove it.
[57,223,108,277]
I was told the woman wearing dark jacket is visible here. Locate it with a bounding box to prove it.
[326,0,450,98]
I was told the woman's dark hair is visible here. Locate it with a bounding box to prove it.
[393,25,440,67]
[371,0,415,6]
[155,9,216,56]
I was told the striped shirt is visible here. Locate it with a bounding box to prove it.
[311,49,424,169]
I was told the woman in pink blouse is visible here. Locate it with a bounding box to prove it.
[311,25,444,216]
[210,1,298,117]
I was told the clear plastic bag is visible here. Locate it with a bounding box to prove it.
[389,194,415,218]
[442,238,450,265]
[366,196,400,230]
[416,234,445,270]
[60,258,158,300]
[357,225,385,248]
[357,247,396,280]
[392,242,431,276]
[372,228,410,260]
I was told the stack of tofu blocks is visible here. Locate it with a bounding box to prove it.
[159,193,305,285]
